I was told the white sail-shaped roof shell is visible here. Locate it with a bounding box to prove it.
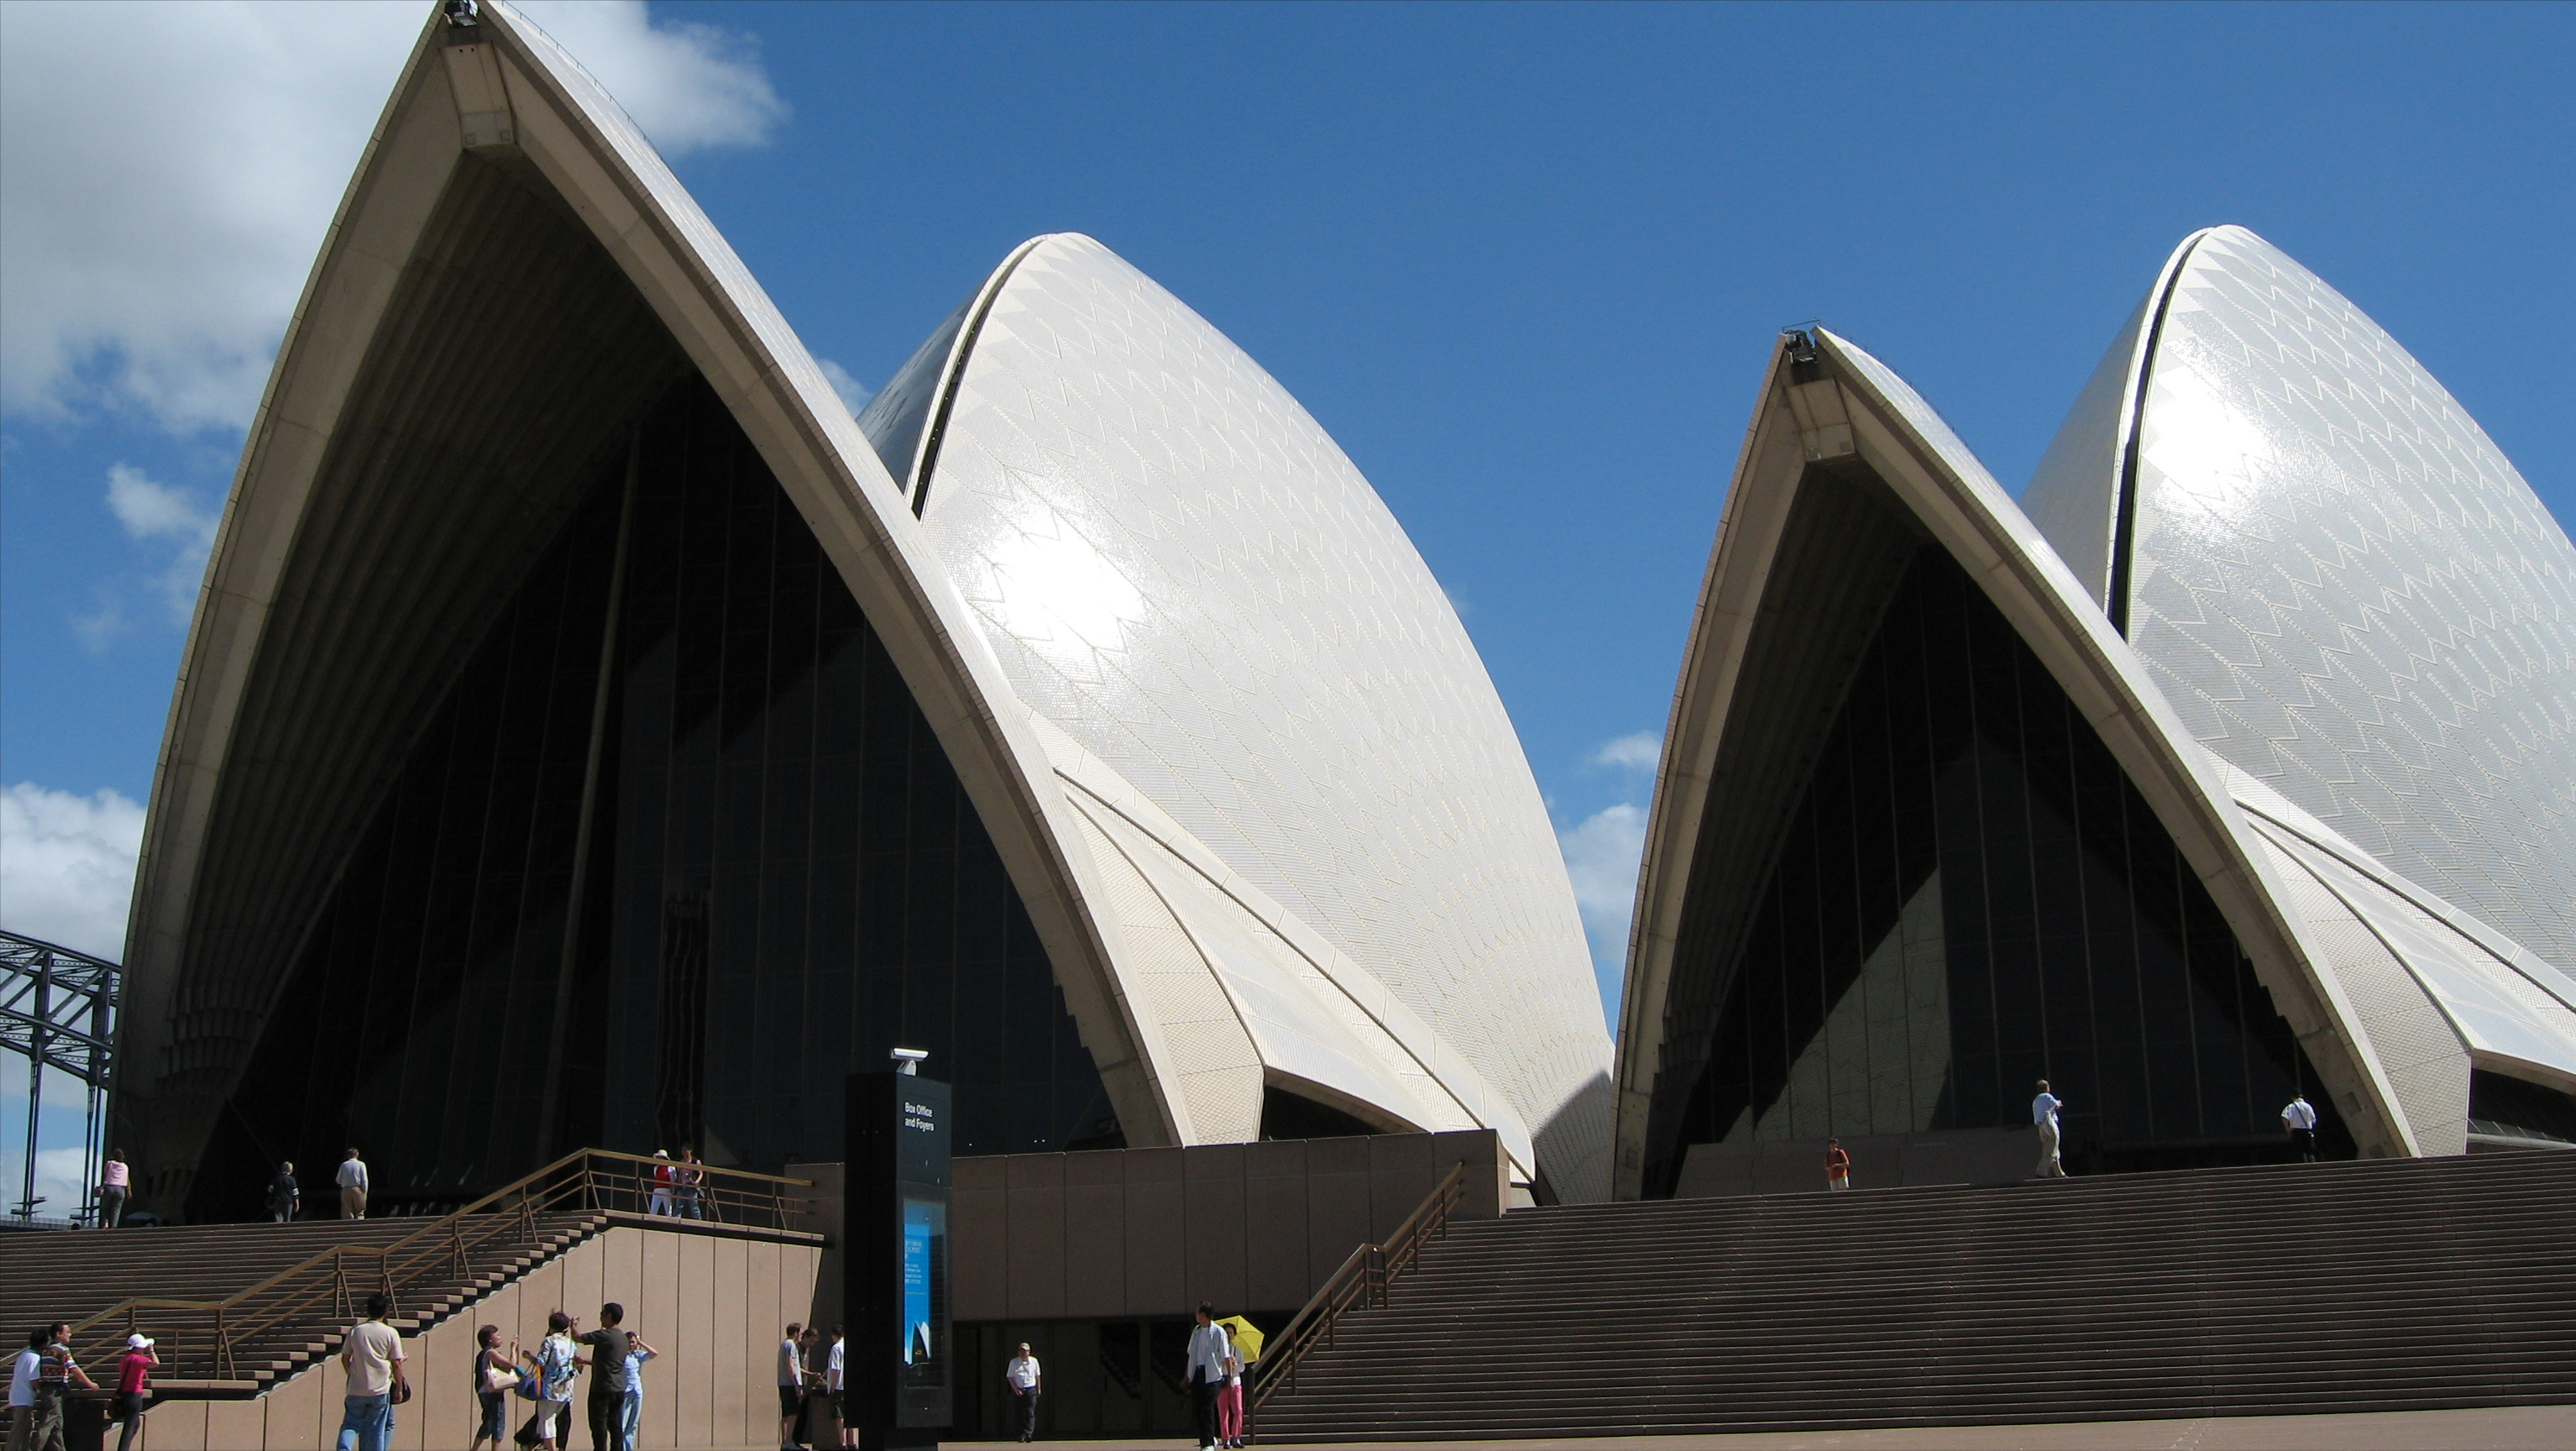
[2025,226,2576,981]
[873,234,1611,1200]
[115,1,1597,1201]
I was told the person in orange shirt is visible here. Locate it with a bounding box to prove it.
[1825,1139,1852,1192]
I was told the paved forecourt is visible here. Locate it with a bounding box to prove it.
[969,1403,2576,1451]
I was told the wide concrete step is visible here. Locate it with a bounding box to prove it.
[1251,1153,2576,1442]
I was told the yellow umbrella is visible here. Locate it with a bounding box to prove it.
[1216,1315,1264,1364]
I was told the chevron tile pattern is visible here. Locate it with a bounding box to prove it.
[2125,227,2576,976]
[913,236,1614,1198]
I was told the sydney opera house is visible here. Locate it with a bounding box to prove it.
[111,2,1609,1220]
[1614,228,2576,1198]
[112,1,2573,1233]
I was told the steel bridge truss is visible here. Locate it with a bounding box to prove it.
[1,929,117,1226]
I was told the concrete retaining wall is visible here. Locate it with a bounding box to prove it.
[125,1223,823,1451]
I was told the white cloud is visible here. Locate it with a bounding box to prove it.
[0,1146,93,1223]
[107,463,221,623]
[817,359,874,416]
[106,462,217,544]
[519,1,788,153]
[0,1,784,433]
[1590,731,1662,772]
[0,783,146,961]
[1559,799,1647,974]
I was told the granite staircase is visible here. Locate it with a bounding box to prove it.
[1253,1152,2576,1439]
[1,1211,610,1397]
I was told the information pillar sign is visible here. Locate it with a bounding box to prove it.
[846,1068,952,1446]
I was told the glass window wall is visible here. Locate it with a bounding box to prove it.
[192,375,1117,1218]
[1642,542,2346,1196]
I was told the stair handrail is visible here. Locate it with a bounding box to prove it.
[65,1149,814,1382]
[1249,1160,1468,1408]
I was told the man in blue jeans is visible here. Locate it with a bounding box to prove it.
[338,1292,406,1451]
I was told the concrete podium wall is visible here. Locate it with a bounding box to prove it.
[126,1223,823,1451]
[950,1130,1509,1321]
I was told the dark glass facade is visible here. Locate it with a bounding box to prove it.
[1643,542,2345,1196]
[2468,1070,2576,1147]
[193,375,1117,1218]
[951,1315,1288,1440]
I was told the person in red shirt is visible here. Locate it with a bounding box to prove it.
[112,1334,155,1451]
[1825,1139,1852,1192]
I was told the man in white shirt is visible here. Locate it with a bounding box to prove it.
[337,1147,369,1218]
[338,1292,406,1451]
[27,1322,97,1451]
[2032,1081,2066,1178]
[8,1327,46,1451]
[2283,1094,2321,1162]
[825,1326,849,1449]
[1185,1306,1231,1451]
[1004,1343,1043,1443]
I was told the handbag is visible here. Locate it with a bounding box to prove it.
[390,1370,412,1406]
[482,1356,522,1395]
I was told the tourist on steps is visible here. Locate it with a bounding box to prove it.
[516,1310,580,1451]
[788,1327,824,1445]
[337,1291,407,1451]
[2283,1093,2321,1162]
[270,1160,301,1223]
[678,1148,706,1219]
[109,1333,154,1451]
[619,1329,657,1451]
[825,1325,850,1450]
[776,1322,807,1451]
[469,1323,520,1451]
[579,1304,636,1451]
[338,1147,371,1218]
[2033,1081,2066,1178]
[648,1150,675,1217]
[97,1149,129,1228]
[9,1325,46,1451]
[25,1323,96,1451]
[1825,1139,1852,1192]
[1004,1341,1043,1443]
[1217,1333,1247,1448]
[1186,1304,1230,1451]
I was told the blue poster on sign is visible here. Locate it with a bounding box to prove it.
[901,1198,937,1365]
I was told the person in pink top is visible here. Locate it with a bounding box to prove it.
[97,1150,130,1229]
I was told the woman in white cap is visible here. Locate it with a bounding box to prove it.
[111,1333,156,1451]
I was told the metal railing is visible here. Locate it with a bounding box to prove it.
[1249,1160,1469,1408]
[66,1149,812,1381]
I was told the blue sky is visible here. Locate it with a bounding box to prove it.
[2,0,2570,1084]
